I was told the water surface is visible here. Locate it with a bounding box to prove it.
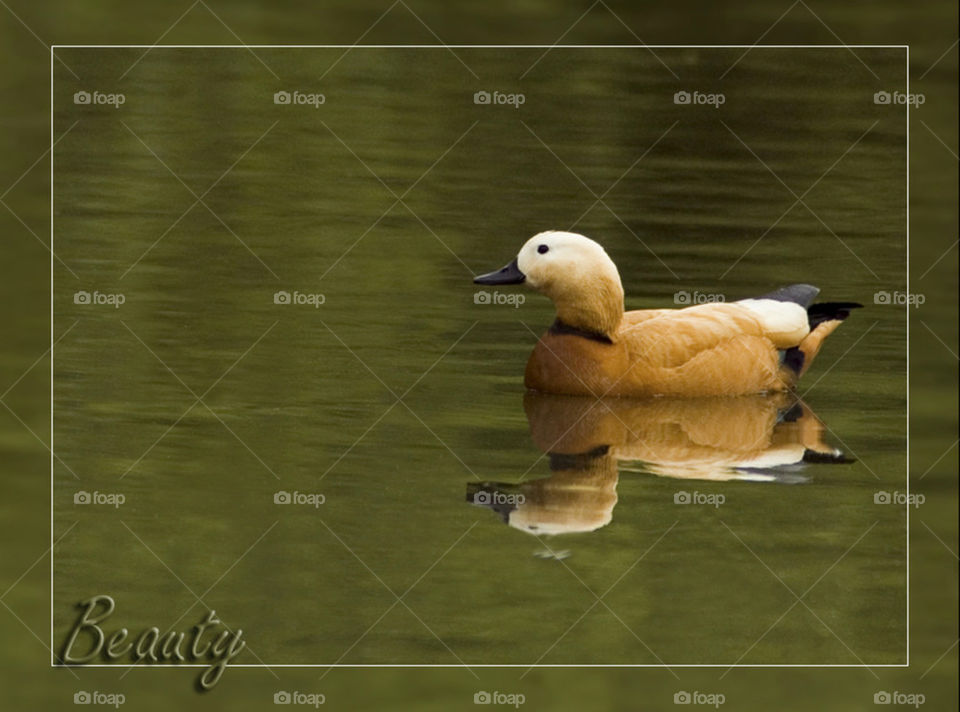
[53,47,907,667]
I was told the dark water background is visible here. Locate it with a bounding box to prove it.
[52,47,907,665]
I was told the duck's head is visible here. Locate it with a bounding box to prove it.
[474,231,625,338]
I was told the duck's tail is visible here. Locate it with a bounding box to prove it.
[782,301,862,379]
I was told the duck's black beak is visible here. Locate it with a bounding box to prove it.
[473,258,525,285]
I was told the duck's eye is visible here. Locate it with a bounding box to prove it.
[537,244,549,254]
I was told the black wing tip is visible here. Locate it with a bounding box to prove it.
[756,284,821,307]
[815,301,864,311]
[802,449,856,465]
[807,301,863,327]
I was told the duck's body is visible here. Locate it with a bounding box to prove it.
[475,231,861,398]
[525,303,792,397]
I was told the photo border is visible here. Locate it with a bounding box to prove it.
[49,43,911,670]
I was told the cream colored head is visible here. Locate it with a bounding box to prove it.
[517,231,625,337]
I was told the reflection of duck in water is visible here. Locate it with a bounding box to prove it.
[467,393,850,536]
[474,231,861,397]
[468,443,619,536]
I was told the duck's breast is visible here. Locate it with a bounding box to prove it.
[524,332,630,396]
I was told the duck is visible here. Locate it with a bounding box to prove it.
[473,231,862,397]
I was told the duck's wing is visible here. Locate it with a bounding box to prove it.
[620,308,676,328]
[754,284,820,306]
[619,298,810,368]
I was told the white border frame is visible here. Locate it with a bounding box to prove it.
[50,43,911,671]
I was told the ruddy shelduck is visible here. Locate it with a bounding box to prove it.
[474,231,861,397]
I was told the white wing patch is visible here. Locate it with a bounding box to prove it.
[736,299,810,348]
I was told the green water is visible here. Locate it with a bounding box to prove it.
[49,47,911,671]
